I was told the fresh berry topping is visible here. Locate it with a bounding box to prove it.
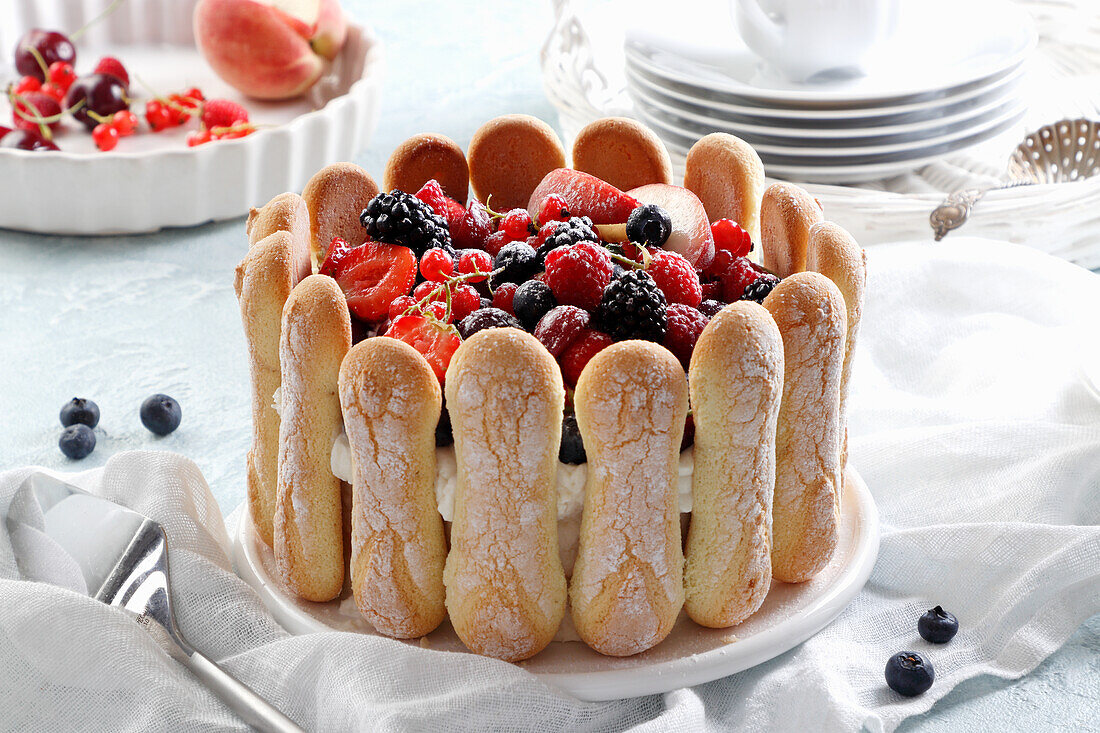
[11,92,61,132]
[140,393,182,436]
[419,247,454,282]
[187,129,212,147]
[543,240,613,312]
[537,193,571,225]
[491,242,538,286]
[499,208,535,241]
[333,242,418,322]
[360,191,454,257]
[490,282,518,314]
[413,280,441,302]
[0,129,58,151]
[559,414,586,464]
[38,83,65,101]
[456,250,492,282]
[596,270,668,342]
[386,314,461,383]
[93,56,129,86]
[435,406,454,446]
[60,398,100,428]
[59,424,95,460]
[698,299,725,318]
[456,307,521,339]
[662,304,709,369]
[529,169,639,225]
[513,280,557,330]
[741,273,781,303]
[450,283,482,322]
[533,305,591,357]
[483,229,509,257]
[47,61,76,93]
[319,236,352,277]
[414,179,465,223]
[704,248,736,279]
[201,98,248,130]
[111,110,138,136]
[451,201,492,251]
[65,74,129,131]
[560,329,614,386]
[720,257,760,302]
[92,122,120,151]
[646,249,702,308]
[388,294,417,320]
[885,652,934,697]
[711,219,753,257]
[626,204,672,248]
[535,216,597,263]
[15,30,76,82]
[918,606,959,644]
[423,300,453,323]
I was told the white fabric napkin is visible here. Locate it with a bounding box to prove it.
[2,238,1099,732]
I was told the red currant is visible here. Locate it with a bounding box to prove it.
[13,76,41,95]
[47,62,76,92]
[38,83,65,101]
[420,248,454,281]
[457,250,492,282]
[711,219,752,258]
[413,280,443,302]
[451,284,482,322]
[184,87,205,103]
[146,100,170,132]
[187,130,211,147]
[537,194,570,225]
[424,300,452,323]
[388,295,417,320]
[92,123,119,152]
[499,208,534,241]
[112,111,138,136]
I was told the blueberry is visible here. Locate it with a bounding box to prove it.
[559,414,586,464]
[59,397,100,428]
[626,204,672,248]
[435,406,454,447]
[457,308,521,339]
[59,424,96,460]
[513,280,557,330]
[918,606,959,644]
[140,393,182,436]
[491,242,538,286]
[885,651,934,697]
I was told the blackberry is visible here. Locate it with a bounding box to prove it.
[360,190,453,257]
[559,414,586,464]
[436,406,454,447]
[596,270,667,342]
[457,307,522,339]
[535,216,597,262]
[741,273,781,303]
[626,204,672,248]
[491,242,539,287]
[513,280,557,330]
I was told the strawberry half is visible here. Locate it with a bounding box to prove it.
[385,314,462,383]
[332,242,417,323]
[319,236,352,277]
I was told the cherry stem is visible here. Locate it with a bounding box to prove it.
[401,265,503,324]
[87,109,112,125]
[24,45,50,78]
[70,0,128,42]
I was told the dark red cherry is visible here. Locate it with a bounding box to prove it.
[13,29,76,82]
[65,74,130,131]
[0,129,60,151]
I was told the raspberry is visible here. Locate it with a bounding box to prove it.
[457,307,521,339]
[420,248,453,281]
[451,283,482,322]
[596,270,667,342]
[456,250,492,282]
[491,282,518,314]
[535,216,597,263]
[533,305,590,357]
[491,242,538,286]
[201,98,249,129]
[451,201,492,250]
[543,241,613,312]
[646,249,702,308]
[361,190,454,257]
[704,248,736,279]
[499,208,534,241]
[532,221,559,248]
[93,56,130,86]
[662,304,709,369]
[513,280,557,329]
[537,193,571,225]
[415,179,459,221]
[720,257,759,302]
[700,280,722,302]
[699,299,725,318]
[741,273,781,303]
[483,230,509,257]
[711,219,752,258]
[560,329,614,386]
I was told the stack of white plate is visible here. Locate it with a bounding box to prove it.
[624,0,1037,183]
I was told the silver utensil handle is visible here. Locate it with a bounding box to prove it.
[929,187,990,241]
[183,650,305,733]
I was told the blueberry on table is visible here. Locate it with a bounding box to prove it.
[885,651,935,697]
[59,397,100,428]
[59,424,95,460]
[918,606,959,644]
[140,394,182,436]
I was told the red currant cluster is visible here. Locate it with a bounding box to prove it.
[145,89,203,132]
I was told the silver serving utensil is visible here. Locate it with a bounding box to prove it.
[930,118,1100,240]
[6,476,304,733]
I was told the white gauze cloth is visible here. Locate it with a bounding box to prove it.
[2,238,1099,732]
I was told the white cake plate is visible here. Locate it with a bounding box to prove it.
[233,466,880,702]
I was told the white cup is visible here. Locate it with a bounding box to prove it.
[732,0,901,82]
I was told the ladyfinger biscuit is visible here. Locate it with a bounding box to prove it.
[684,302,783,627]
[467,115,566,210]
[275,274,352,602]
[383,133,469,204]
[246,192,313,273]
[763,272,846,583]
[571,116,673,191]
[807,222,866,469]
[760,182,823,277]
[234,230,311,546]
[301,163,380,269]
[683,133,766,243]
[571,341,688,656]
[339,338,447,638]
[443,328,567,661]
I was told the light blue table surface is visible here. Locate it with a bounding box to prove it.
[1,2,1096,730]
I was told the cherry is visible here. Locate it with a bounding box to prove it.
[65,74,129,131]
[0,129,59,151]
[14,30,76,82]
[92,122,119,151]
[11,92,62,132]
